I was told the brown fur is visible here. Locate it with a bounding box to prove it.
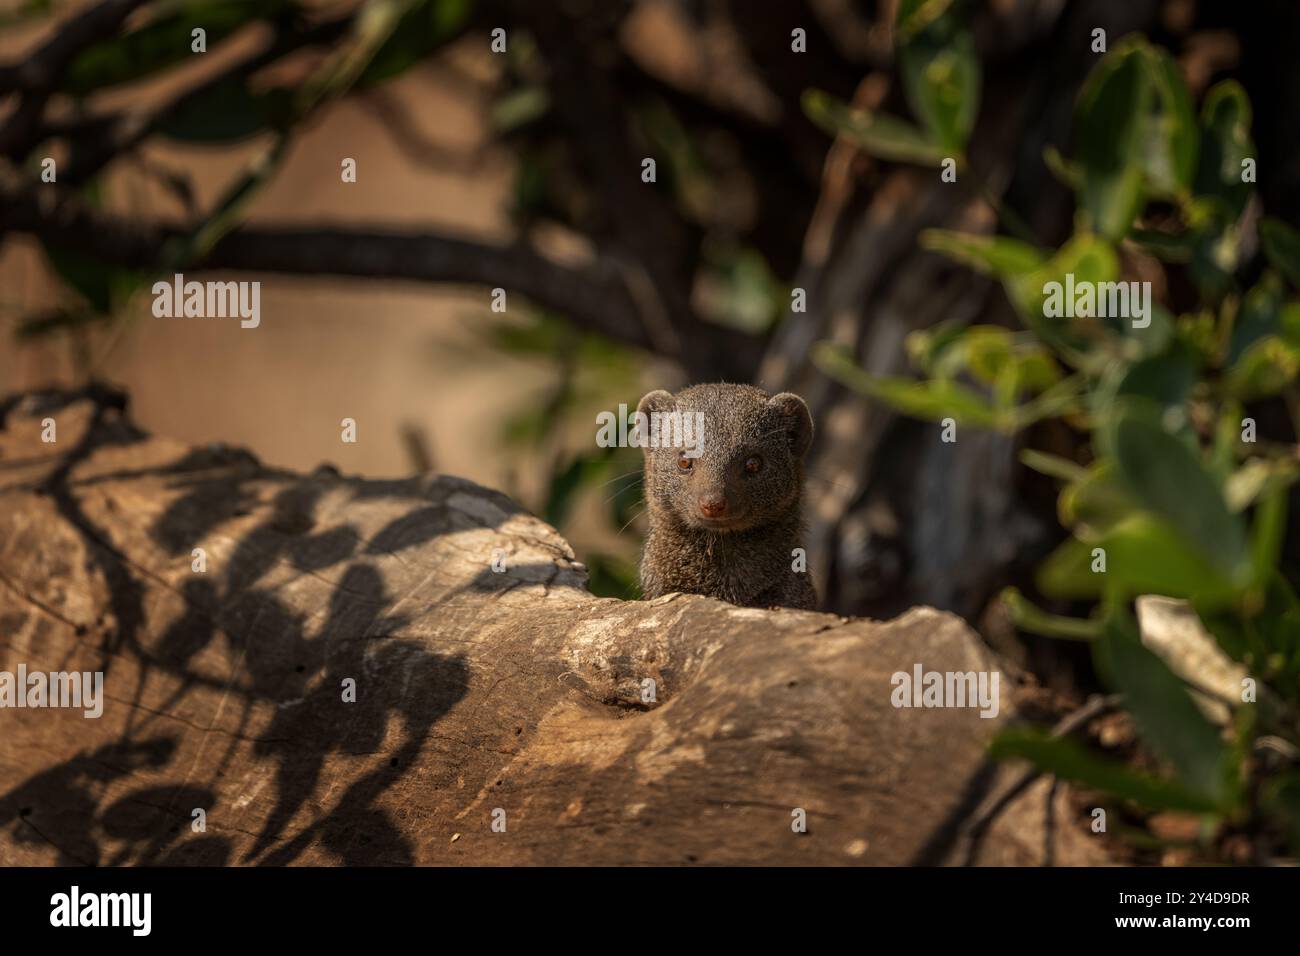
[637,383,817,610]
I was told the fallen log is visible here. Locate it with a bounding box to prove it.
[0,389,1106,865]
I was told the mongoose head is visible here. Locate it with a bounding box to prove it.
[637,383,814,533]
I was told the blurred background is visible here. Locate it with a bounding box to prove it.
[0,3,1297,634]
[5,0,1300,863]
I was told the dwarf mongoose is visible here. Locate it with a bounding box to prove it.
[637,383,817,610]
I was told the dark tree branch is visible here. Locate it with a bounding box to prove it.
[0,0,150,158]
[0,186,764,374]
[0,0,766,380]
[0,0,150,92]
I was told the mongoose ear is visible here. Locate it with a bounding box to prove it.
[769,392,814,459]
[634,390,676,453]
[636,389,676,419]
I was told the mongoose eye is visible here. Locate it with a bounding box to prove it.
[744,455,763,474]
[677,453,694,472]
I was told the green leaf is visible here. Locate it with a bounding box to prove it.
[696,244,784,333]
[814,342,1002,427]
[490,86,549,133]
[1260,218,1300,290]
[1008,374,1083,427]
[1012,233,1120,367]
[894,0,955,44]
[43,246,113,313]
[1178,197,1241,301]
[543,450,610,529]
[158,79,292,143]
[1020,448,1087,483]
[1129,227,1195,263]
[39,243,143,316]
[357,0,474,89]
[61,1,284,96]
[1001,587,1100,640]
[1042,144,1082,190]
[942,326,1013,383]
[1195,80,1254,218]
[817,339,1076,433]
[1225,336,1300,401]
[909,322,1062,400]
[1106,403,1248,581]
[1073,42,1151,239]
[1038,515,1238,607]
[1202,575,1300,701]
[1227,273,1284,366]
[1225,458,1300,513]
[1249,488,1288,589]
[897,14,979,156]
[1093,612,1234,807]
[919,230,1044,278]
[802,89,946,165]
[1019,233,1120,312]
[1058,462,1140,533]
[904,319,973,373]
[990,726,1220,813]
[850,377,999,427]
[1091,345,1197,423]
[1141,44,1199,196]
[1280,300,1300,346]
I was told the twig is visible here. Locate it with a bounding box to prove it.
[961,692,1122,865]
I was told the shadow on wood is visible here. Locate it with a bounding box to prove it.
[0,389,1107,865]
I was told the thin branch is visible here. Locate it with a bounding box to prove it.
[0,185,768,371]
[961,693,1123,866]
[0,0,150,93]
[360,86,492,176]
[58,14,352,185]
[0,0,151,157]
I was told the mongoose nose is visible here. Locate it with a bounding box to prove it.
[699,497,728,518]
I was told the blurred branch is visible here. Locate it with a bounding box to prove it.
[0,183,763,372]
[54,12,352,185]
[361,85,490,175]
[0,0,769,380]
[0,0,150,158]
[0,0,148,93]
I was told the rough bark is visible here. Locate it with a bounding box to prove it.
[0,391,1106,865]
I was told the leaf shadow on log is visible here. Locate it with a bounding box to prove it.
[0,737,178,866]
[0,387,484,865]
